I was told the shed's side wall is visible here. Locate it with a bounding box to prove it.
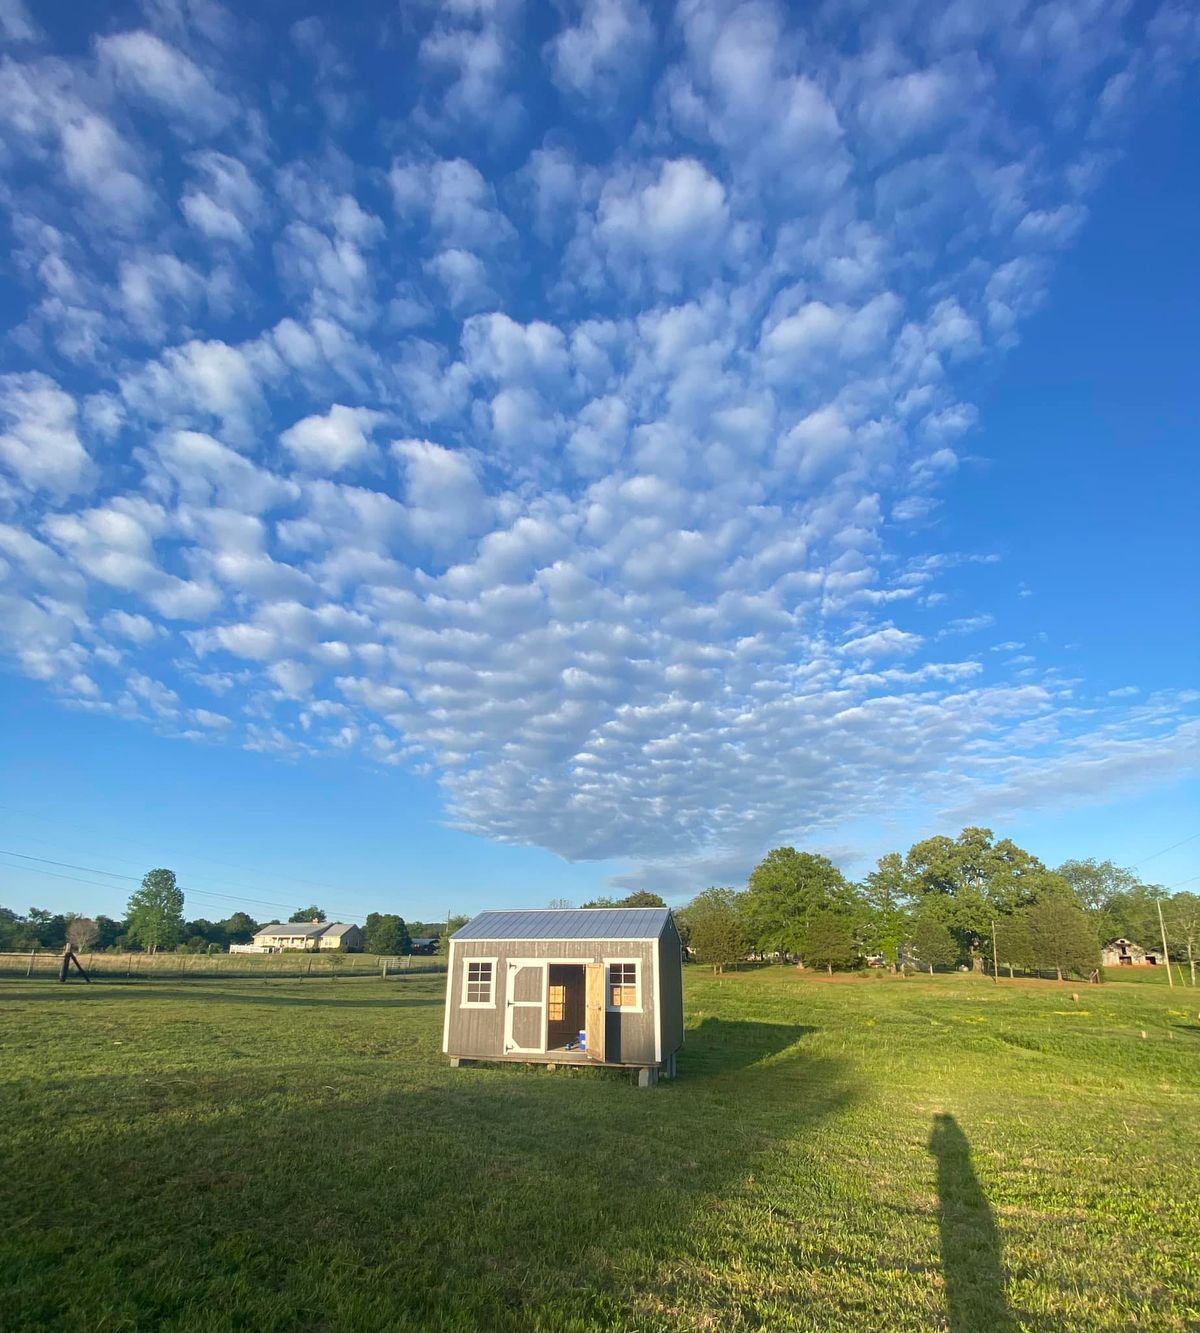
[445,938,658,1064]
[656,916,685,1057]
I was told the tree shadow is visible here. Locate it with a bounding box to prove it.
[1,1016,856,1331]
[929,1113,1014,1332]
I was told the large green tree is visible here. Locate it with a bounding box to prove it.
[289,905,326,923]
[1018,898,1101,980]
[908,914,958,974]
[742,847,855,957]
[679,888,746,972]
[580,891,667,909]
[126,869,184,954]
[904,827,1070,968]
[365,913,412,956]
[221,912,259,944]
[799,910,857,975]
[860,852,911,969]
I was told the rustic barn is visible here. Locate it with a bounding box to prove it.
[442,907,684,1085]
[1101,937,1159,967]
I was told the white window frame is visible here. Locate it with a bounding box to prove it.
[460,956,498,1009]
[604,957,642,1013]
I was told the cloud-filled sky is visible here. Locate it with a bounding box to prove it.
[1,0,1197,914]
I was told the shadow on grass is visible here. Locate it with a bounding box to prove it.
[929,1113,1013,1332]
[0,984,441,1009]
[1,1015,854,1332]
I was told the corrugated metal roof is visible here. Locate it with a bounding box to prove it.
[319,923,359,938]
[452,907,671,941]
[254,922,327,938]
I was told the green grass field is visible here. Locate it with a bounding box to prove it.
[1,968,1196,1331]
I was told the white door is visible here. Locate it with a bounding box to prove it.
[504,961,545,1054]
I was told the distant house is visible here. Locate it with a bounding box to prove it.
[410,936,439,955]
[250,921,364,953]
[1102,938,1159,967]
[317,923,364,952]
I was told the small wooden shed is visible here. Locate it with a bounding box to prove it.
[442,907,684,1083]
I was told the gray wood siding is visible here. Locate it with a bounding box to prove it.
[445,938,659,1065]
[656,917,685,1056]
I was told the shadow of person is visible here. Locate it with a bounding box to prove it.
[929,1113,1014,1332]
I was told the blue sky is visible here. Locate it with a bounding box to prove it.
[1,0,1197,925]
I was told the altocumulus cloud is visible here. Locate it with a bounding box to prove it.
[0,0,1197,885]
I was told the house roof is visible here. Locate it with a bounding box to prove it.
[253,922,327,938]
[319,923,360,938]
[452,907,672,941]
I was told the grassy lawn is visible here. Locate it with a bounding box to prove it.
[1,968,1196,1331]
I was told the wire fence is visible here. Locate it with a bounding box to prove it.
[0,950,448,982]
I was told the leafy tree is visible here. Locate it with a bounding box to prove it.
[904,827,1067,969]
[742,848,855,957]
[546,897,574,910]
[799,910,857,975]
[437,914,469,955]
[1164,892,1200,986]
[1104,882,1169,947]
[1019,898,1100,980]
[126,868,185,953]
[289,905,325,923]
[617,890,666,907]
[365,913,412,956]
[66,916,98,952]
[860,852,911,969]
[221,912,259,944]
[679,888,745,972]
[184,918,227,949]
[993,912,1034,977]
[1056,858,1137,938]
[908,915,958,974]
[94,915,123,951]
[26,907,67,949]
[580,891,665,909]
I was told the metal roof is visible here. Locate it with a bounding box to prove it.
[452,907,671,941]
[319,923,360,938]
[253,921,357,939]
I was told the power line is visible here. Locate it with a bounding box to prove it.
[0,802,354,897]
[0,849,383,920]
[1134,831,1200,866]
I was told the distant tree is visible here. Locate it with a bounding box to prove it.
[289,905,325,923]
[26,907,67,950]
[126,869,184,953]
[993,912,1034,978]
[680,888,746,972]
[364,913,411,956]
[904,827,1065,970]
[184,918,227,949]
[908,915,958,974]
[221,911,258,944]
[94,915,123,951]
[1165,892,1200,986]
[437,914,469,955]
[799,910,857,975]
[742,848,855,957]
[1103,882,1169,948]
[66,917,98,952]
[618,890,666,907]
[547,897,574,910]
[1056,858,1138,936]
[1019,898,1100,980]
[861,852,912,969]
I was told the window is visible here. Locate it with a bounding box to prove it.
[608,961,639,1010]
[462,959,494,1007]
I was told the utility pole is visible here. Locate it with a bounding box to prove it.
[991,920,1000,983]
[1156,899,1174,989]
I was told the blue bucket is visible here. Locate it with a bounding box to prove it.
[577,1029,587,1052]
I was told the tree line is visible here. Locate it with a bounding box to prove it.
[0,867,448,957]
[669,828,1199,982]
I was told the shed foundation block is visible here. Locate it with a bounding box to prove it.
[637,1067,659,1088]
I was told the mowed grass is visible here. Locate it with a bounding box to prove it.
[1,969,1196,1332]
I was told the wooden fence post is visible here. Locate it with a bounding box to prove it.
[26,948,36,977]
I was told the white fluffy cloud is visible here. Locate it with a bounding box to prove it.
[0,0,1194,886]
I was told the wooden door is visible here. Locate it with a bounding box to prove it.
[504,961,545,1054]
[584,962,606,1062]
